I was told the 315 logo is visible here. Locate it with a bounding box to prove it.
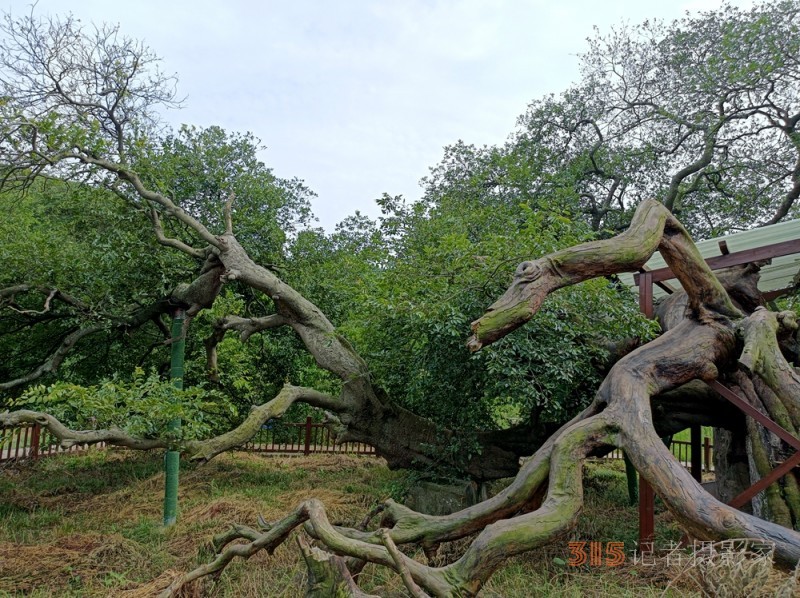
[567,541,625,567]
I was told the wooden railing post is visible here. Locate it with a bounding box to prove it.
[30,424,41,460]
[304,417,312,455]
[704,436,711,473]
[690,425,702,483]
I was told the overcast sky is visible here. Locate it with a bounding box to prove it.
[5,0,755,230]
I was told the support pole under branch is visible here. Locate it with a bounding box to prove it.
[163,309,185,527]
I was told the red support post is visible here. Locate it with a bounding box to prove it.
[638,272,654,318]
[639,477,655,551]
[637,272,655,548]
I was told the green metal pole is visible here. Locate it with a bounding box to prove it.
[163,309,185,527]
[625,435,672,507]
[623,451,638,506]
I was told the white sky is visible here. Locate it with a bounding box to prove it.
[4,0,755,231]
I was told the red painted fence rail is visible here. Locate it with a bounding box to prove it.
[244,417,376,456]
[0,423,106,462]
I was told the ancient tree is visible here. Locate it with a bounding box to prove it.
[153,198,800,596]
[0,12,556,479]
[2,7,800,596]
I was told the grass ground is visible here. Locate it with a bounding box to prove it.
[0,450,794,597]
[671,427,713,444]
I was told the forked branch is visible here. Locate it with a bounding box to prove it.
[149,206,209,259]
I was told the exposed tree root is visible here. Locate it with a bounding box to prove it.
[161,412,613,597]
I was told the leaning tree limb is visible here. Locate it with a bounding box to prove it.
[185,383,346,462]
[467,198,738,350]
[0,409,169,450]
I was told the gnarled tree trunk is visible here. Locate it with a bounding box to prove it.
[160,199,800,597]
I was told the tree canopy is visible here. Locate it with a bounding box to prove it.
[425,1,800,238]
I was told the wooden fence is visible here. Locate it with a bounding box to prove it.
[1,417,375,464]
[604,437,714,472]
[0,423,106,462]
[3,420,711,468]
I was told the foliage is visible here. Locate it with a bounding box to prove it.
[0,129,313,411]
[0,2,797,474]
[133,124,315,265]
[12,369,237,442]
[290,190,658,437]
[0,182,194,393]
[187,289,342,420]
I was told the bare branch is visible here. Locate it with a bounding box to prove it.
[219,314,289,342]
[0,382,344,463]
[0,325,104,391]
[0,285,92,315]
[68,151,222,249]
[149,207,208,259]
[159,503,312,597]
[6,288,56,315]
[0,410,168,450]
[186,383,347,462]
[762,153,800,226]
[0,271,223,389]
[379,529,431,598]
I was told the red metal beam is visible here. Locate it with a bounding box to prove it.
[706,380,800,451]
[633,238,800,284]
[730,451,800,509]
[763,287,798,302]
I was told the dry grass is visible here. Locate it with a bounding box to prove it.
[659,539,800,598]
[0,451,401,597]
[1,450,798,597]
